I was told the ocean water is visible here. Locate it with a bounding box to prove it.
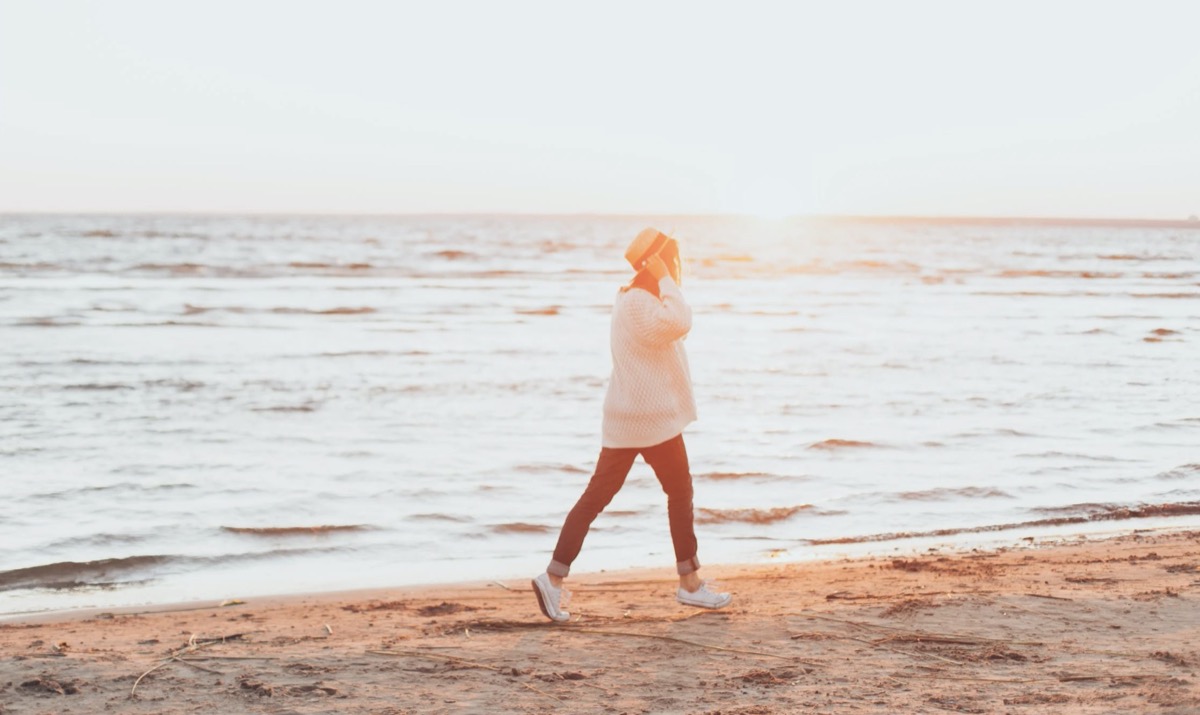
[1,213,1198,617]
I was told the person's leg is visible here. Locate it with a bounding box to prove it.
[643,434,731,609]
[640,434,702,589]
[546,446,638,584]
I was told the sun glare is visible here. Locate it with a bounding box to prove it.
[742,204,801,221]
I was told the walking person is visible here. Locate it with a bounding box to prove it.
[532,228,732,622]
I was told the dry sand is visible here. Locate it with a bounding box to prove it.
[2,529,1198,714]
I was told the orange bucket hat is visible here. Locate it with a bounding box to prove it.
[625,227,671,272]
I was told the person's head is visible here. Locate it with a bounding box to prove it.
[624,227,682,286]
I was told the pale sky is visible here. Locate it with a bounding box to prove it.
[2,0,1199,218]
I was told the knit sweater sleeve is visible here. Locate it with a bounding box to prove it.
[626,277,692,347]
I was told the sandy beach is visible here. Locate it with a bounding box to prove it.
[2,529,1198,714]
[7,6,1200,715]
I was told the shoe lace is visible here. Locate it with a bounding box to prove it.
[559,586,572,608]
[701,579,725,594]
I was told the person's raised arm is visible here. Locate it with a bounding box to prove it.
[627,255,691,346]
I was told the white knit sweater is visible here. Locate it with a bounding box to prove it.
[601,277,697,448]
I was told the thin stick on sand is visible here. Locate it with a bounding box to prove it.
[890,672,1176,684]
[521,681,564,703]
[177,655,276,661]
[129,659,171,695]
[171,657,223,675]
[130,632,249,696]
[576,680,619,697]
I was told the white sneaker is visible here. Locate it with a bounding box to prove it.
[531,572,571,622]
[677,580,732,609]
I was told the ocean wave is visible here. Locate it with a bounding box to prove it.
[250,403,320,413]
[696,504,839,525]
[144,378,205,391]
[0,545,364,592]
[953,428,1039,439]
[88,301,137,313]
[429,249,476,260]
[1156,488,1200,500]
[808,439,882,450]
[410,513,471,523]
[221,525,371,537]
[27,482,199,501]
[0,555,170,592]
[809,501,1200,546]
[464,269,529,278]
[287,261,373,270]
[134,230,210,240]
[182,304,383,319]
[42,532,152,550]
[971,290,1110,298]
[698,471,791,481]
[1141,271,1199,280]
[182,304,243,315]
[1030,502,1117,516]
[110,321,225,328]
[1016,451,1134,462]
[0,261,63,272]
[269,306,377,315]
[892,487,1013,501]
[1155,464,1200,481]
[998,269,1123,280]
[131,262,207,274]
[14,358,136,367]
[1145,330,1186,343]
[490,522,551,534]
[124,263,295,278]
[299,350,430,358]
[515,463,589,475]
[16,317,83,327]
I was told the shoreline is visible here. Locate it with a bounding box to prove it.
[4,507,1199,625]
[3,528,1198,713]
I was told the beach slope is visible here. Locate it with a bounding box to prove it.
[2,530,1198,714]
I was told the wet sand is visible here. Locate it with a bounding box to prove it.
[2,529,1198,714]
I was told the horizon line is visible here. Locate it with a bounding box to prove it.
[2,209,1199,228]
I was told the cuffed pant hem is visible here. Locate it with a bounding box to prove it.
[547,560,571,578]
[676,556,700,576]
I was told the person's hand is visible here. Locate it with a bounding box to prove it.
[643,254,670,281]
